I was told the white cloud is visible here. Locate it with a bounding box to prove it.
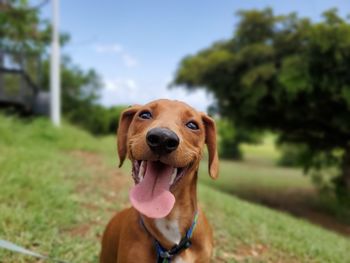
[104,78,137,91]
[93,43,139,68]
[94,44,123,53]
[158,87,213,112]
[122,54,139,68]
[100,77,213,112]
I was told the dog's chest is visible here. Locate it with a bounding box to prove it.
[154,218,193,263]
[155,217,182,244]
[173,256,188,263]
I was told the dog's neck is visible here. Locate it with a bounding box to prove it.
[141,170,198,250]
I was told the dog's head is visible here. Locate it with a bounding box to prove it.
[117,99,218,218]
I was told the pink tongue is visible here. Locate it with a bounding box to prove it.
[130,161,175,218]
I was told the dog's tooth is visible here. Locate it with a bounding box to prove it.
[138,161,146,182]
[170,168,178,185]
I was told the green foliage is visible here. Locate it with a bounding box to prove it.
[217,119,242,159]
[0,0,69,53]
[173,8,350,199]
[277,143,308,167]
[40,57,125,135]
[217,119,261,160]
[45,56,125,135]
[0,0,48,53]
[1,1,124,136]
[107,105,126,133]
[67,104,126,135]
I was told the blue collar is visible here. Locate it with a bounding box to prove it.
[140,211,199,263]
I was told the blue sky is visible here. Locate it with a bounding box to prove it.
[36,0,350,111]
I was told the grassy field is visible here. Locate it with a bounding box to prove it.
[199,136,314,202]
[1,115,350,262]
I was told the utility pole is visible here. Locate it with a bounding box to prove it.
[50,0,60,126]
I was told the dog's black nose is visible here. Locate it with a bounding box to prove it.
[146,128,179,154]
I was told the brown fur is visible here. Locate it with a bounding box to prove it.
[100,99,219,263]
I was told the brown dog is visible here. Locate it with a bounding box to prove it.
[100,99,218,263]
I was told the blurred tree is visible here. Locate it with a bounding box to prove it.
[217,118,261,160]
[173,8,350,202]
[277,143,308,167]
[40,57,124,135]
[38,52,115,135]
[0,0,122,135]
[108,105,127,133]
[217,119,242,159]
[0,0,50,95]
[0,0,50,53]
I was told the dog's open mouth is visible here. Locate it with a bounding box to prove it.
[132,160,186,186]
[129,160,187,219]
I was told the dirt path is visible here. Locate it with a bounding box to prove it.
[230,188,350,237]
[67,150,131,238]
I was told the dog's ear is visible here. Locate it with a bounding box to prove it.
[117,105,140,167]
[201,113,219,179]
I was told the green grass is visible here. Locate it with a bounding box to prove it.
[200,135,313,196]
[1,115,350,262]
[241,134,281,164]
[200,159,312,192]
[0,116,118,262]
[200,184,350,262]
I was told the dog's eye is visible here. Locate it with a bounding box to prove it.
[186,121,199,130]
[139,111,152,120]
